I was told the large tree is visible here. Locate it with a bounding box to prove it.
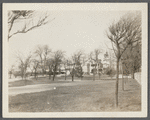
[106,12,141,107]
[52,50,65,81]
[34,45,52,76]
[30,59,40,80]
[70,67,76,82]
[16,52,32,80]
[122,42,141,79]
[8,10,53,40]
[46,58,53,80]
[43,45,52,75]
[34,45,44,75]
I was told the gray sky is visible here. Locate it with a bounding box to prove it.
[9,10,128,68]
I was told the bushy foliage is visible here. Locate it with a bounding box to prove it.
[91,68,97,74]
[75,66,84,78]
[106,68,116,77]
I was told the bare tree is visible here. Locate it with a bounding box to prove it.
[30,59,40,80]
[29,64,34,76]
[106,12,141,107]
[70,66,76,82]
[70,54,78,82]
[46,58,53,80]
[34,45,44,75]
[16,52,32,80]
[105,43,124,89]
[8,65,14,79]
[62,58,69,80]
[8,10,54,40]
[122,42,141,79]
[43,45,52,75]
[34,45,52,76]
[52,50,65,81]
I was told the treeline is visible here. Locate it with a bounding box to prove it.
[10,44,113,82]
[10,45,105,81]
[13,45,66,81]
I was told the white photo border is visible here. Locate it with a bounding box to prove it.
[3,3,148,118]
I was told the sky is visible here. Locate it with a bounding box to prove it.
[8,10,128,68]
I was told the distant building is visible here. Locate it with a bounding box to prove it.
[81,59,103,74]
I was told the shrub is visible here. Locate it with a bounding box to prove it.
[75,66,84,78]
[106,68,116,77]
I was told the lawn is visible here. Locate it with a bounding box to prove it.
[9,74,116,87]
[9,77,141,112]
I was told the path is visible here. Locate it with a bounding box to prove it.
[9,80,114,96]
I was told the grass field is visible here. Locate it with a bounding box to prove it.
[9,74,116,87]
[9,76,141,112]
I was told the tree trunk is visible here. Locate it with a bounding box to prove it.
[53,73,55,81]
[122,62,124,91]
[53,66,57,81]
[115,59,119,107]
[35,71,37,80]
[72,75,74,81]
[48,66,51,80]
[65,72,67,80]
[122,74,124,91]
[97,63,99,75]
[132,71,135,79]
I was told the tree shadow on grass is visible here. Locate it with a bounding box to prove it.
[9,80,34,87]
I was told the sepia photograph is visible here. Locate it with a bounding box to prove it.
[3,3,148,118]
